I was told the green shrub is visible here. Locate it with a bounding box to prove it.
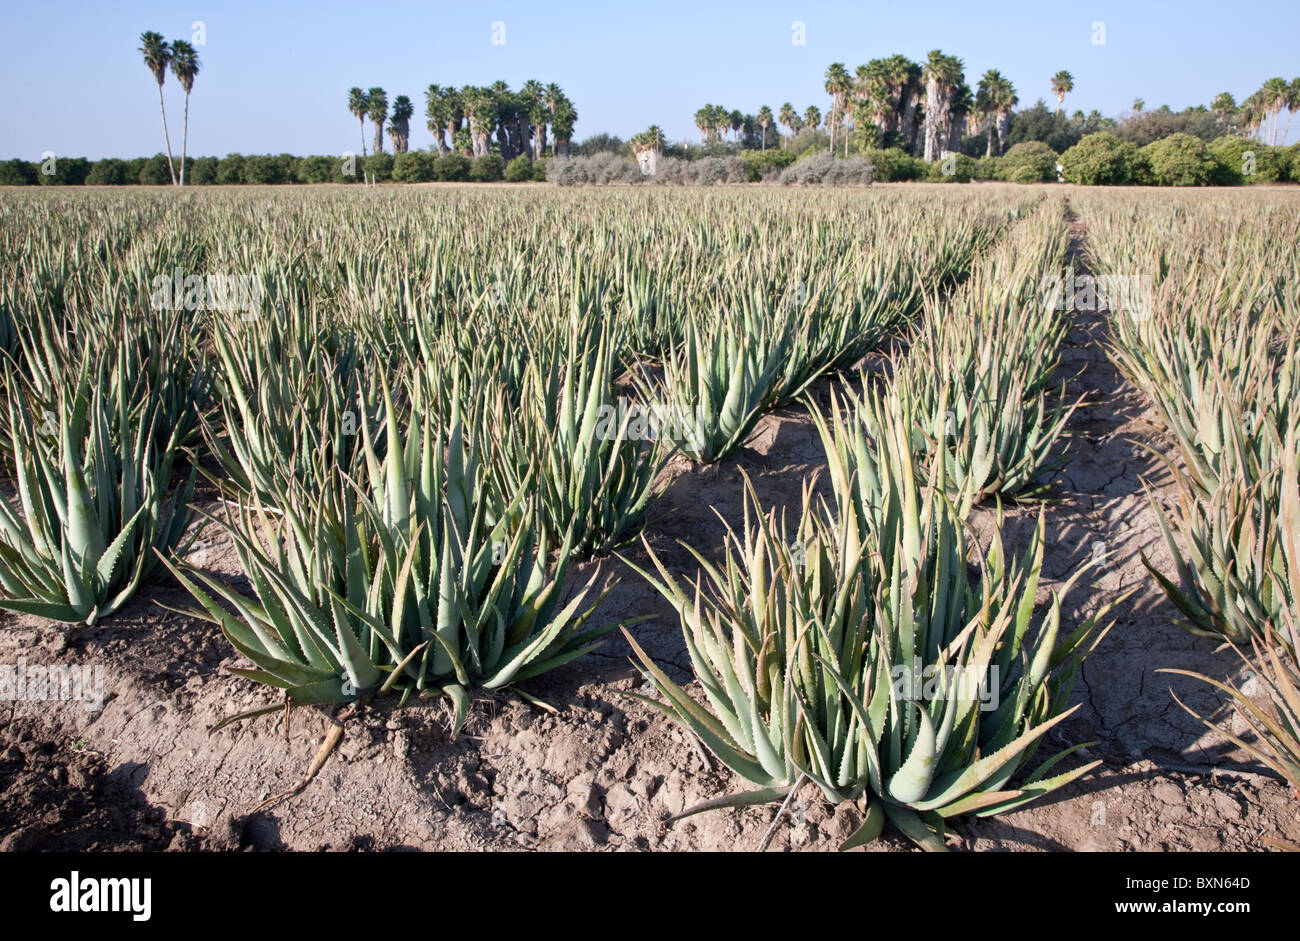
[34,156,91,186]
[999,141,1057,183]
[294,155,334,184]
[124,158,148,183]
[926,152,976,183]
[1279,143,1300,182]
[330,154,362,183]
[1208,136,1281,185]
[972,155,1000,181]
[740,149,797,181]
[216,154,246,184]
[140,153,174,185]
[244,154,289,184]
[86,158,129,185]
[504,154,534,182]
[434,153,471,181]
[189,156,219,184]
[470,153,505,182]
[1139,133,1216,186]
[1059,132,1140,185]
[532,157,548,181]
[392,151,435,182]
[855,147,925,182]
[362,153,394,182]
[0,159,38,185]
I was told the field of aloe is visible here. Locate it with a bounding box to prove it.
[0,182,1297,853]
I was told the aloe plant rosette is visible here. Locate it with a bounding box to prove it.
[622,385,1117,850]
[163,383,622,733]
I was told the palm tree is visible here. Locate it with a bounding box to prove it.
[859,60,891,143]
[465,87,497,157]
[948,82,973,152]
[778,102,797,144]
[803,105,821,132]
[881,54,913,133]
[1050,70,1074,115]
[518,80,543,157]
[993,73,1017,155]
[1211,91,1237,129]
[552,98,577,157]
[1239,94,1263,140]
[388,95,413,153]
[896,59,924,154]
[824,62,850,154]
[1283,78,1300,146]
[424,85,450,154]
[348,87,370,156]
[169,40,199,186]
[712,105,730,142]
[138,32,176,184]
[631,125,666,158]
[756,105,774,151]
[1260,77,1288,144]
[922,50,964,162]
[694,107,711,144]
[976,72,998,157]
[367,87,388,154]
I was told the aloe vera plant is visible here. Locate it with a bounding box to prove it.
[622,385,1115,850]
[483,307,668,558]
[1157,423,1300,823]
[0,354,197,625]
[162,382,621,733]
[204,308,382,502]
[655,308,788,464]
[896,209,1079,515]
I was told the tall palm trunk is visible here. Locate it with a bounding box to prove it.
[359,118,367,157]
[180,91,190,185]
[923,79,943,162]
[156,81,177,185]
[373,122,384,155]
[996,111,1010,155]
[986,120,995,157]
[901,91,920,155]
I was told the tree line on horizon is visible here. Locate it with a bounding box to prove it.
[8,35,1296,184]
[346,82,577,162]
[670,58,1298,164]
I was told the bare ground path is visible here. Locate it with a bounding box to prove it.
[960,204,1300,851]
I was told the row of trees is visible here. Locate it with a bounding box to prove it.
[1206,77,1300,144]
[348,82,577,161]
[691,103,828,152]
[345,89,415,155]
[137,31,200,184]
[0,150,548,186]
[819,55,1067,161]
[815,57,1299,163]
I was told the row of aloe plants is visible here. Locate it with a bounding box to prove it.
[622,197,1125,849]
[1076,190,1300,818]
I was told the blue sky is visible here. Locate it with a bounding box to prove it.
[1,0,1297,159]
